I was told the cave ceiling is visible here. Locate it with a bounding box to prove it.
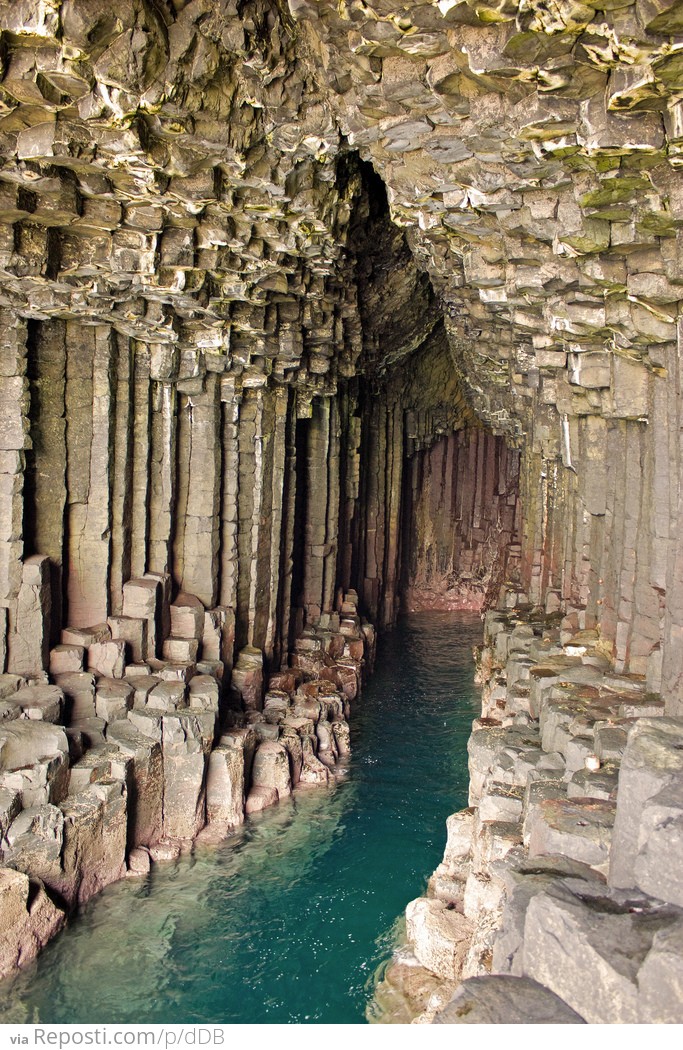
[0,0,681,445]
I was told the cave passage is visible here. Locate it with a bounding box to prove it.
[0,614,481,1025]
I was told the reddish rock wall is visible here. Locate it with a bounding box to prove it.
[403,429,521,613]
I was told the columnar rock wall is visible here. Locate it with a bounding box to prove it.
[1,0,683,1017]
[375,604,683,1024]
[0,579,374,980]
[403,429,521,612]
[288,0,683,713]
[2,0,680,697]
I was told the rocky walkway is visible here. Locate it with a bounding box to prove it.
[0,574,373,980]
[374,606,683,1024]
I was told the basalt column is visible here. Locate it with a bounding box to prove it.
[513,372,683,709]
[402,429,521,614]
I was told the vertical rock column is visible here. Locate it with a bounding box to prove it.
[176,374,220,607]
[130,344,151,581]
[381,394,404,627]
[23,319,67,642]
[263,387,292,663]
[516,418,568,613]
[358,390,382,621]
[147,377,177,580]
[322,397,342,619]
[0,315,30,671]
[109,333,134,618]
[219,375,239,616]
[235,387,264,651]
[65,325,115,628]
[271,391,298,668]
[249,387,277,653]
[660,329,683,712]
[402,429,521,614]
[303,398,332,623]
[336,384,361,597]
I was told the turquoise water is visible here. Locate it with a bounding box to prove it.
[0,612,482,1025]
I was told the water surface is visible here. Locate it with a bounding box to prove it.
[0,612,481,1025]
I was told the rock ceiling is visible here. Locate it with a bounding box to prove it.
[0,0,681,444]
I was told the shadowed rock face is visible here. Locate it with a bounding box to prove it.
[0,0,683,1011]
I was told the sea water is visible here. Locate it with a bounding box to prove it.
[0,612,482,1025]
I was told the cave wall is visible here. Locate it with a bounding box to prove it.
[4,307,367,673]
[2,0,683,1003]
[402,429,521,613]
[0,0,681,699]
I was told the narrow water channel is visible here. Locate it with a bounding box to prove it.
[0,612,482,1025]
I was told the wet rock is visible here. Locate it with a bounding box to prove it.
[58,780,128,907]
[206,736,246,828]
[245,786,279,814]
[126,847,151,878]
[0,868,65,980]
[251,741,292,800]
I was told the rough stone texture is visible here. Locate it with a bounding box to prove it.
[206,737,246,828]
[0,0,557,674]
[57,780,128,907]
[0,867,65,980]
[404,431,521,612]
[434,975,586,1024]
[609,717,683,897]
[1,0,683,1021]
[523,880,683,1024]
[380,610,683,1024]
[406,897,474,981]
[251,741,292,800]
[105,720,163,848]
[526,797,615,875]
